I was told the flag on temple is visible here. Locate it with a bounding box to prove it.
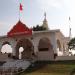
[20,3,23,11]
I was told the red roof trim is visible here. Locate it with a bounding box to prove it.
[7,21,32,37]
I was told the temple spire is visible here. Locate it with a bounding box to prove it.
[69,17,71,39]
[42,12,49,30]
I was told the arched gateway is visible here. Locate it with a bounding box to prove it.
[7,21,33,60]
[16,39,34,59]
[38,37,53,51]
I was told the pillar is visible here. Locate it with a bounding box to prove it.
[12,45,16,56]
[32,38,39,56]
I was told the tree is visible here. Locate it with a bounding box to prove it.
[32,25,46,31]
[68,38,75,50]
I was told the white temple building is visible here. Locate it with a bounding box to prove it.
[0,13,70,61]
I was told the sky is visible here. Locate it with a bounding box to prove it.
[0,0,75,37]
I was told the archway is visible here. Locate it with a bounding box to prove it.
[15,39,34,59]
[38,37,54,60]
[38,38,53,51]
[1,42,12,53]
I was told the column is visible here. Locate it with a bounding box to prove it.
[12,45,16,56]
[34,45,38,55]
[32,39,39,56]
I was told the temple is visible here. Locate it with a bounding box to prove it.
[0,13,70,61]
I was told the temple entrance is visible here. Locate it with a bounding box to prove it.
[15,39,34,59]
[38,38,53,51]
[38,37,54,60]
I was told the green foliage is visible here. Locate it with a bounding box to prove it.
[68,38,75,50]
[32,25,46,31]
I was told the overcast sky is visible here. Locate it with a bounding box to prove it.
[0,0,74,37]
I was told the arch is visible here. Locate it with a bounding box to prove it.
[1,41,12,53]
[38,37,54,60]
[57,40,62,51]
[38,37,53,51]
[2,41,11,46]
[15,38,34,59]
